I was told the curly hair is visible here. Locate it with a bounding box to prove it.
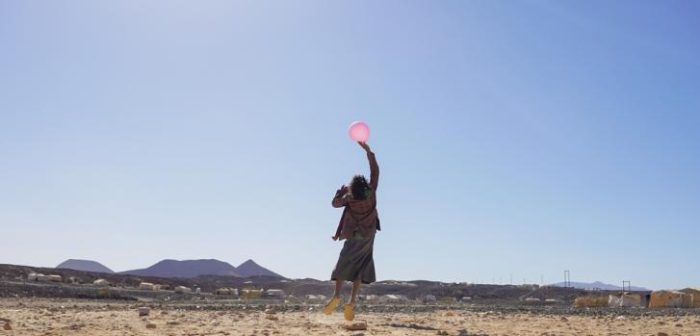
[350,175,371,200]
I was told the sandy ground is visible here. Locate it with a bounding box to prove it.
[1,299,700,336]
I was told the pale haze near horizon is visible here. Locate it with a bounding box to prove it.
[1,1,699,290]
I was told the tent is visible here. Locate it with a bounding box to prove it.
[608,293,645,308]
[574,295,608,308]
[678,288,700,308]
[648,290,690,308]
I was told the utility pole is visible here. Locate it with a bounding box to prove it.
[622,280,631,293]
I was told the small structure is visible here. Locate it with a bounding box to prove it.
[174,286,192,294]
[240,288,264,299]
[27,273,41,281]
[36,274,52,282]
[608,293,646,308]
[93,279,110,287]
[649,290,691,308]
[679,288,700,308]
[379,294,408,303]
[215,288,239,296]
[47,275,62,282]
[523,297,541,304]
[139,282,156,291]
[574,295,608,308]
[265,289,286,298]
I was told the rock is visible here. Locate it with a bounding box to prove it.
[264,309,276,315]
[146,322,157,329]
[351,333,365,336]
[138,307,150,317]
[437,331,449,335]
[344,321,368,331]
[265,315,279,321]
[560,317,568,322]
[3,322,11,331]
[446,312,455,317]
[69,323,85,330]
[657,333,668,336]
[457,329,469,336]
[166,321,180,326]
[615,315,626,320]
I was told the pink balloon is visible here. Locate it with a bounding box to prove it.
[348,121,370,142]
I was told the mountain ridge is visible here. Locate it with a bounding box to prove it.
[121,259,242,278]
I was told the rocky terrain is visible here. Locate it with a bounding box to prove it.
[1,263,642,306]
[1,264,699,335]
[1,298,699,336]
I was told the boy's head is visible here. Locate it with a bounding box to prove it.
[350,175,370,200]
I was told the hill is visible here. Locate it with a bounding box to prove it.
[56,259,114,274]
[122,259,240,278]
[236,259,284,278]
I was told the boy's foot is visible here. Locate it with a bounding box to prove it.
[322,296,341,315]
[343,303,355,321]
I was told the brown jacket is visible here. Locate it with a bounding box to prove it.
[332,152,379,240]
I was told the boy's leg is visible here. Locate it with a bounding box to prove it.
[334,278,343,298]
[344,279,361,321]
[349,279,361,305]
[323,279,343,315]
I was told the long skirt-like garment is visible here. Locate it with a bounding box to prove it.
[331,235,376,284]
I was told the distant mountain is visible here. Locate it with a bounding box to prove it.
[551,281,649,291]
[122,259,240,278]
[236,259,284,278]
[56,259,114,274]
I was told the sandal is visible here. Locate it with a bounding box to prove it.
[343,303,355,321]
[322,296,341,315]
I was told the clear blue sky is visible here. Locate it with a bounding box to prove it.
[1,1,698,290]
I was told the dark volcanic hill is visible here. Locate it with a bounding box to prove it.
[56,259,114,274]
[122,259,240,278]
[236,259,284,278]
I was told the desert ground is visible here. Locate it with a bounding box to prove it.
[1,299,699,336]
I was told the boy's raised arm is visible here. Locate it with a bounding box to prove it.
[359,142,379,191]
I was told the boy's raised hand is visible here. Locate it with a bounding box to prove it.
[358,141,371,153]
